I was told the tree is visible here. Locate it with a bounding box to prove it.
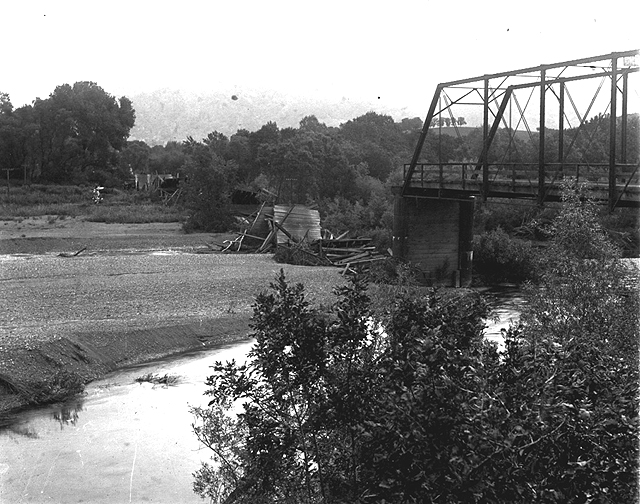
[119,140,151,176]
[299,115,327,133]
[149,141,186,174]
[33,81,135,182]
[203,131,230,160]
[0,92,13,115]
[0,99,39,182]
[181,154,235,233]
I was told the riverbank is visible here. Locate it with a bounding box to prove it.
[0,317,252,417]
[0,219,345,419]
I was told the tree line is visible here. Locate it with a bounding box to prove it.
[0,83,135,184]
[1,81,637,237]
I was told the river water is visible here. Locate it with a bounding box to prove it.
[0,289,522,504]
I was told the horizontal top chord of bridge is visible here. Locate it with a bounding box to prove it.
[402,162,640,208]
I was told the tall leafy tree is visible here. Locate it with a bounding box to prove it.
[33,81,135,182]
[0,95,39,182]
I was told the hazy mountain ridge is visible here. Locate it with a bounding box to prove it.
[129,88,422,145]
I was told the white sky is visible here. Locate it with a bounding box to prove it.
[2,0,639,119]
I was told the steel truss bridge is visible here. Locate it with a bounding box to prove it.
[401,50,640,209]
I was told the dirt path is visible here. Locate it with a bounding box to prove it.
[0,218,345,416]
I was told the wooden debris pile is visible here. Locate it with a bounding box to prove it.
[207,204,389,273]
[312,235,389,274]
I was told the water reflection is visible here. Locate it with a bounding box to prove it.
[51,399,84,428]
[0,340,256,504]
[7,423,39,439]
[481,286,525,351]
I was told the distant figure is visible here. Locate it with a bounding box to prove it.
[92,185,104,204]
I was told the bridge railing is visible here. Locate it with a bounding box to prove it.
[403,162,640,204]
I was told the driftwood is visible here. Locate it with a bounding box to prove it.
[219,203,389,272]
[58,247,87,258]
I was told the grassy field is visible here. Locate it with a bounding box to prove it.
[0,183,186,223]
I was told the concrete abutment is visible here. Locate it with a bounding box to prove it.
[392,191,474,287]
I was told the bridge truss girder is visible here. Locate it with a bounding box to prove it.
[402,50,640,210]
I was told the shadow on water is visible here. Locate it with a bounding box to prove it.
[6,423,39,439]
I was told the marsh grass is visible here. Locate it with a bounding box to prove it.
[0,184,186,223]
[86,204,185,223]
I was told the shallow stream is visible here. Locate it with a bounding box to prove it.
[0,289,523,504]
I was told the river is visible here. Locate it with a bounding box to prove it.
[0,289,522,504]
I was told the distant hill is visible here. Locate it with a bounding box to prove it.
[128,90,535,146]
[129,88,421,145]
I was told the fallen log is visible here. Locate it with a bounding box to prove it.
[58,247,87,258]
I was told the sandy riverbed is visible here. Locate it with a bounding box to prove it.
[0,217,345,415]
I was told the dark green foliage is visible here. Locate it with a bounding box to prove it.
[522,185,639,361]
[600,207,640,257]
[0,82,135,185]
[181,155,235,233]
[194,186,639,503]
[473,228,539,284]
[192,270,493,503]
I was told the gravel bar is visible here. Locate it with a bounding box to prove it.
[0,252,345,352]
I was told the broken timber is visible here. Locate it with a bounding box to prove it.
[210,204,389,272]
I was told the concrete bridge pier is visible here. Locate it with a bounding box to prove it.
[392,192,474,287]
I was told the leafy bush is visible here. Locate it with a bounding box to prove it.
[473,227,539,284]
[318,195,393,252]
[182,159,235,233]
[193,184,639,503]
[192,271,494,503]
[474,199,541,233]
[490,186,639,502]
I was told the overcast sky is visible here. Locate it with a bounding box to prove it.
[2,0,638,119]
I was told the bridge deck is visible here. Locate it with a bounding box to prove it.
[403,162,640,207]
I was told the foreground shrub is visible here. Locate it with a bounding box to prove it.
[193,185,638,503]
[473,227,539,284]
[492,186,639,502]
[192,271,495,503]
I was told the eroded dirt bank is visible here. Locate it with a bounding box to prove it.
[0,219,344,417]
